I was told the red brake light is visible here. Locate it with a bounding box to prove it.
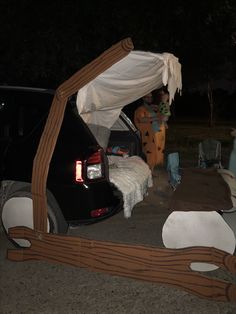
[87,150,102,164]
[91,207,109,217]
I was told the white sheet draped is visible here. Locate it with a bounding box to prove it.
[108,155,153,218]
[76,50,182,128]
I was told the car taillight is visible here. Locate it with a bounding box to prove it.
[86,150,104,180]
[75,150,104,183]
[75,160,83,182]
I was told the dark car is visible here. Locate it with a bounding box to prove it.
[0,86,144,246]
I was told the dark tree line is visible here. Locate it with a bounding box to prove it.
[1,0,236,120]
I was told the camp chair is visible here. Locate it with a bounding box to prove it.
[198,139,222,169]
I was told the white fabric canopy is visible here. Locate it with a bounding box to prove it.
[76,50,182,128]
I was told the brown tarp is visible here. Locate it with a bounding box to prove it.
[169,168,233,212]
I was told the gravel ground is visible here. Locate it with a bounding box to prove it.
[1,170,236,313]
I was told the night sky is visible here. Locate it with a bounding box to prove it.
[1,0,236,119]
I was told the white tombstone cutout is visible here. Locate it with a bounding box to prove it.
[2,197,50,247]
[162,211,236,271]
[218,168,236,207]
[222,210,236,238]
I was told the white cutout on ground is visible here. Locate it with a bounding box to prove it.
[162,211,236,271]
[2,197,50,247]
[218,168,236,207]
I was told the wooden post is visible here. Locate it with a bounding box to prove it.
[31,38,134,232]
[8,227,236,303]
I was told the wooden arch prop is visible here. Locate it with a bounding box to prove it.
[7,38,236,303]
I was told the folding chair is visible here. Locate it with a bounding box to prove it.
[198,139,223,169]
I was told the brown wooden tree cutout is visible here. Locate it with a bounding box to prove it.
[7,37,236,302]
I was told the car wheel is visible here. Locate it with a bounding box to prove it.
[1,185,68,247]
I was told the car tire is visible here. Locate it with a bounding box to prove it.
[1,185,68,247]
